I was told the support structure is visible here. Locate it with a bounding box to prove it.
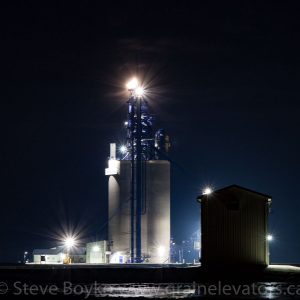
[126,81,153,262]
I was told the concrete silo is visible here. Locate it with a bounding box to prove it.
[197,185,272,267]
[106,149,170,263]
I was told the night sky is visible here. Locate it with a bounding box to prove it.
[1,2,300,263]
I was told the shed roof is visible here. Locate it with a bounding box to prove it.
[33,247,64,255]
[33,246,86,256]
[197,184,272,202]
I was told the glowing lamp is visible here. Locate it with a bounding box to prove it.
[203,187,212,195]
[119,145,127,154]
[135,87,144,97]
[126,78,138,90]
[93,245,100,252]
[65,237,76,249]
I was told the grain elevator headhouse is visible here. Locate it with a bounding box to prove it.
[105,78,171,263]
[197,185,272,267]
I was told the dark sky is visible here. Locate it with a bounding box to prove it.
[1,2,300,263]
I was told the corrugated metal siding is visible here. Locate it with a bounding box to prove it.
[201,187,269,266]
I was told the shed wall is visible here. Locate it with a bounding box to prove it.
[201,188,269,266]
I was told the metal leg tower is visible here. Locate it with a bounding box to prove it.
[118,78,170,263]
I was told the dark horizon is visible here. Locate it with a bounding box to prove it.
[1,2,300,263]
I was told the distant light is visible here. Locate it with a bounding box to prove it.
[157,246,166,257]
[126,78,139,90]
[135,87,144,97]
[110,252,124,263]
[203,187,212,195]
[119,145,127,154]
[65,237,76,249]
[267,234,273,241]
[93,245,100,252]
[124,121,128,126]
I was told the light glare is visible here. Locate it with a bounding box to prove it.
[93,245,100,252]
[126,78,138,90]
[267,234,273,241]
[135,87,144,97]
[203,187,212,195]
[157,246,166,257]
[119,145,127,154]
[110,252,124,263]
[65,237,76,249]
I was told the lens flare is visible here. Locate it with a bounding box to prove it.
[126,78,139,90]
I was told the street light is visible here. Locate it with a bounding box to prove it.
[63,236,77,264]
[267,234,273,241]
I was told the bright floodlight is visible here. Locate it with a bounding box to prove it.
[203,187,212,195]
[267,234,273,241]
[65,237,76,249]
[126,78,138,90]
[119,145,127,154]
[93,245,100,252]
[135,86,144,97]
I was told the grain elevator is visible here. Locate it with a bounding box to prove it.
[105,78,171,263]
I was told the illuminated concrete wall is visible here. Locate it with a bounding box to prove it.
[108,161,131,262]
[145,161,170,263]
[107,160,170,263]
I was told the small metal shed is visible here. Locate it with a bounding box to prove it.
[197,185,272,267]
